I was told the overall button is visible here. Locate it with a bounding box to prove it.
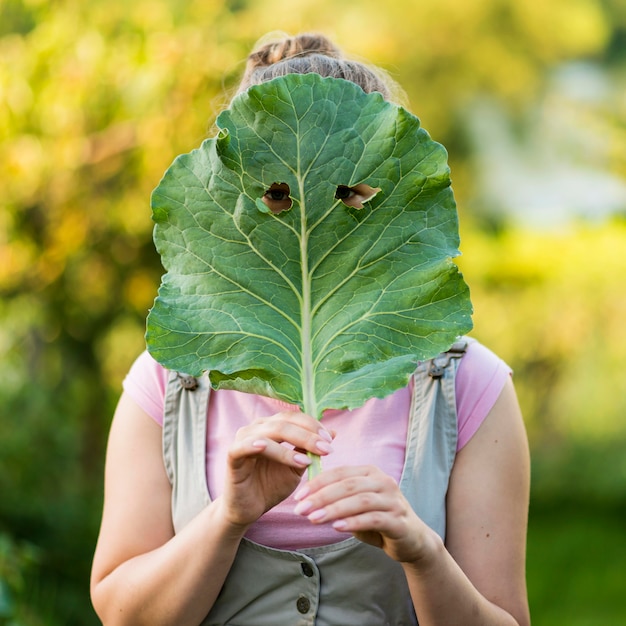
[301,562,314,577]
[296,596,311,614]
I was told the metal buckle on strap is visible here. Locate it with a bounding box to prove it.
[177,373,199,391]
[427,340,468,379]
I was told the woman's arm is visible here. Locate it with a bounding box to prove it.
[90,393,334,626]
[295,376,531,626]
[90,393,247,625]
[403,376,530,625]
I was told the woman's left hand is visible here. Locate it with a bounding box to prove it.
[293,465,437,564]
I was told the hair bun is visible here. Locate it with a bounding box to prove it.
[237,31,404,105]
[249,32,343,69]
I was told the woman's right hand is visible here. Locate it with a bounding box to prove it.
[220,411,334,528]
[92,399,334,626]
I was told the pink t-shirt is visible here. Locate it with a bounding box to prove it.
[123,340,510,549]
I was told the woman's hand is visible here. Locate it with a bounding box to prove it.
[221,411,334,529]
[293,465,438,564]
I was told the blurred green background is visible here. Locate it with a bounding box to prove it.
[1,0,625,624]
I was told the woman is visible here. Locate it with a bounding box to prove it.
[90,33,530,626]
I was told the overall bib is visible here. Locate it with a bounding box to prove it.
[162,341,469,625]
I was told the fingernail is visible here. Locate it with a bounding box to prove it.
[308,508,326,522]
[318,428,333,443]
[315,440,333,454]
[332,520,348,531]
[294,500,313,515]
[294,453,312,466]
[293,486,309,501]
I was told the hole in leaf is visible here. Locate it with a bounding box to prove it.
[261,182,292,214]
[335,183,380,209]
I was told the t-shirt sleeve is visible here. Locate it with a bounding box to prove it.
[455,340,512,451]
[122,351,169,426]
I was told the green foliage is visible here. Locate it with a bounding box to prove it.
[147,74,471,416]
[0,533,40,624]
[0,532,86,626]
[527,503,626,626]
[457,220,626,446]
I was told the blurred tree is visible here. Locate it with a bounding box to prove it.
[0,2,245,622]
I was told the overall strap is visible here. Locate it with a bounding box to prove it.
[162,370,211,533]
[400,338,470,539]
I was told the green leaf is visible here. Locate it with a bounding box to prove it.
[146,73,472,418]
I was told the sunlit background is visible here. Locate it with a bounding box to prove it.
[1,0,625,623]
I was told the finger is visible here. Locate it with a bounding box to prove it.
[332,511,390,535]
[236,417,334,458]
[268,411,334,446]
[295,489,391,524]
[229,437,313,470]
[333,507,424,556]
[293,468,399,521]
[254,439,316,469]
[294,465,381,500]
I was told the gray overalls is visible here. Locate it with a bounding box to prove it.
[163,341,469,625]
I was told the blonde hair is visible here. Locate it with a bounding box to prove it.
[237,32,405,105]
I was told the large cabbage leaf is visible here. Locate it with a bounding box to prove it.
[146,73,472,419]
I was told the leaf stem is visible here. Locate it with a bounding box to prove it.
[307,452,323,479]
[298,175,323,480]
